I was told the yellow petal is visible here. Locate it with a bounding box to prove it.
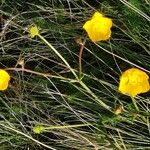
[33,125,45,134]
[0,80,9,90]
[92,12,103,19]
[0,69,10,91]
[119,68,150,97]
[28,25,39,38]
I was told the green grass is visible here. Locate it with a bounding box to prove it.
[0,0,150,149]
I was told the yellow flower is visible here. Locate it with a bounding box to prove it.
[0,69,10,91]
[83,12,112,42]
[32,125,45,134]
[28,24,39,38]
[119,68,150,97]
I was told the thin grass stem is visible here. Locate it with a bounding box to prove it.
[37,34,78,79]
[79,38,86,80]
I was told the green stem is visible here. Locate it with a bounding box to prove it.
[38,34,78,80]
[131,97,147,123]
[131,96,139,111]
[44,123,91,130]
[79,80,110,110]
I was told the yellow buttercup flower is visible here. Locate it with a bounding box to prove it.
[33,125,45,134]
[119,68,150,97]
[28,24,39,38]
[83,12,112,42]
[0,69,10,91]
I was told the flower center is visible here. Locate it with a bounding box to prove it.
[129,75,141,85]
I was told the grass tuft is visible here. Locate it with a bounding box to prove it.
[0,0,150,149]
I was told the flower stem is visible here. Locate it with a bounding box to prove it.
[37,34,78,80]
[131,96,139,111]
[44,123,91,130]
[79,80,110,110]
[79,38,86,80]
[131,97,147,123]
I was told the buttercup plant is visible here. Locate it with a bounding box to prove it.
[79,11,112,81]
[27,24,110,110]
[28,24,77,79]
[119,68,150,121]
[33,123,91,134]
[1,1,150,149]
